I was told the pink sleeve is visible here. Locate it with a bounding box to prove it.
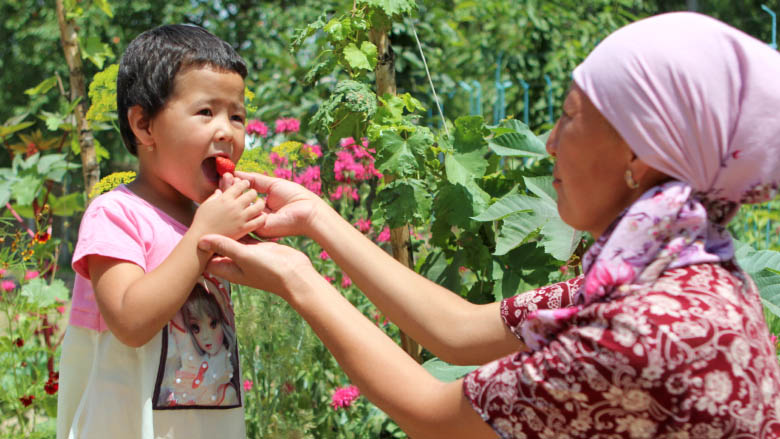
[500,275,583,340]
[71,205,148,279]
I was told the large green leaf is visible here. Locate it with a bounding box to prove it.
[541,217,584,261]
[524,175,556,204]
[494,211,545,255]
[357,0,416,17]
[343,42,373,72]
[444,150,487,186]
[734,240,780,316]
[488,119,547,158]
[422,358,478,382]
[11,175,40,206]
[21,278,69,308]
[374,128,431,177]
[473,193,554,222]
[375,179,431,228]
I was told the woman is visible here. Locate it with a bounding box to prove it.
[200,12,780,438]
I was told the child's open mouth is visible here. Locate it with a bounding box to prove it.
[202,157,219,184]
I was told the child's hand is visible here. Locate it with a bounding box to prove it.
[191,178,265,240]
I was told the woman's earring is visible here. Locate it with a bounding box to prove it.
[624,169,640,189]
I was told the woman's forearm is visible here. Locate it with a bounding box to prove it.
[307,204,521,365]
[286,270,496,439]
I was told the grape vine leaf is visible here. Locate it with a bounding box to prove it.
[357,0,417,17]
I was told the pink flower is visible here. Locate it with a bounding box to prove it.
[301,143,322,158]
[341,275,352,288]
[56,305,67,315]
[269,152,289,167]
[0,268,6,276]
[275,118,300,134]
[340,137,356,147]
[771,334,778,345]
[24,271,39,280]
[324,276,335,284]
[320,251,330,260]
[330,385,360,410]
[273,167,293,180]
[377,226,391,243]
[1,280,15,292]
[246,120,268,137]
[243,379,253,391]
[354,218,371,233]
[293,166,322,196]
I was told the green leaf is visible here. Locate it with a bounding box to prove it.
[452,116,488,154]
[376,179,431,228]
[343,43,373,72]
[473,193,555,221]
[488,119,547,158]
[540,217,584,261]
[374,128,431,177]
[37,153,65,175]
[360,40,378,70]
[0,181,12,207]
[494,211,545,255]
[422,358,478,382]
[50,192,85,216]
[0,121,34,139]
[433,183,481,229]
[444,150,487,186]
[357,0,417,17]
[524,175,556,204]
[24,77,58,96]
[419,250,462,293]
[81,36,115,69]
[21,278,69,308]
[292,14,326,51]
[94,0,114,17]
[11,175,40,206]
[41,111,65,131]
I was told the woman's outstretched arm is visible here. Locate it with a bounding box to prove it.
[199,236,498,439]
[233,171,523,365]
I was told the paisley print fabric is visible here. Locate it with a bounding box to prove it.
[464,263,780,438]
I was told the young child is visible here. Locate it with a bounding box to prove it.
[57,24,263,439]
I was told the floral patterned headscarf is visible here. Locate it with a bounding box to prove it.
[521,12,780,350]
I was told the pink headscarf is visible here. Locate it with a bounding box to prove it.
[521,12,780,351]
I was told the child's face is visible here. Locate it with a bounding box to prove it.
[143,67,245,204]
[188,312,225,356]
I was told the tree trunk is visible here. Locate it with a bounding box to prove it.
[55,0,100,198]
[370,28,423,364]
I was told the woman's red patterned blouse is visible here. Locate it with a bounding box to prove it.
[463,263,780,438]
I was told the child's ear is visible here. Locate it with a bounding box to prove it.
[127,105,154,149]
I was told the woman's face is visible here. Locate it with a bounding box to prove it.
[546,85,637,239]
[188,313,225,356]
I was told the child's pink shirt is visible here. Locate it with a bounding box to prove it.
[69,185,188,331]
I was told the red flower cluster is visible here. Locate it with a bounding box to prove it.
[19,395,35,407]
[14,337,24,347]
[44,370,59,395]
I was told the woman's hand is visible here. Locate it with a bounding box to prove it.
[198,233,316,301]
[223,171,329,238]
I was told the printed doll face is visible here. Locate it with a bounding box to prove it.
[188,313,225,356]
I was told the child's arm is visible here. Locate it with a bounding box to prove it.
[90,180,263,347]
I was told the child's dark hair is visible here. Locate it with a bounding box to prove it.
[117,24,247,155]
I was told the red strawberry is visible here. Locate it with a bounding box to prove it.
[215,156,236,176]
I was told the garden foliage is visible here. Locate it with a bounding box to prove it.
[1,0,779,437]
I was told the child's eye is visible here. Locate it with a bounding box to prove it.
[190,323,200,334]
[210,319,218,329]
[198,109,212,116]
[231,114,245,124]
